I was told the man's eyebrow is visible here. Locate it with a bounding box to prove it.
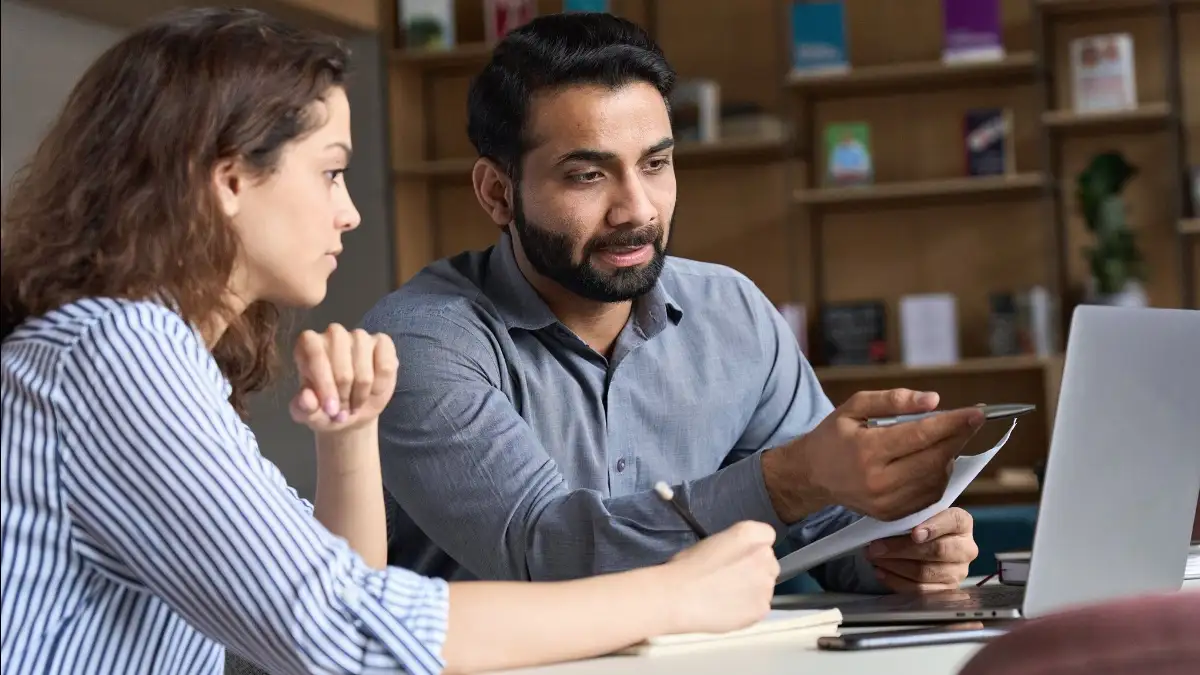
[327,142,353,162]
[553,149,617,166]
[552,137,676,166]
[645,137,675,155]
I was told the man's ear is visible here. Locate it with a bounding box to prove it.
[211,157,244,218]
[471,157,514,228]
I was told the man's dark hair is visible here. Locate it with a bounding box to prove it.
[466,12,675,179]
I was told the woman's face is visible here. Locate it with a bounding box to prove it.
[214,86,360,309]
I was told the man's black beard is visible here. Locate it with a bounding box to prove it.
[511,193,670,303]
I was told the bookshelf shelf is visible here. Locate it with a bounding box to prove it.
[785,52,1037,97]
[1041,102,1172,131]
[389,43,493,70]
[393,136,788,180]
[793,174,1046,208]
[813,355,1050,383]
[1038,0,1160,15]
[1181,219,1200,235]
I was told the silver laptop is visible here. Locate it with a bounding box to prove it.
[780,305,1200,624]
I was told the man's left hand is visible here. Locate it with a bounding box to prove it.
[865,507,979,592]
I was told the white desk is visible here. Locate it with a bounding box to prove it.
[494,579,1200,675]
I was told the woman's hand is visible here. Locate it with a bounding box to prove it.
[289,324,398,434]
[657,520,780,636]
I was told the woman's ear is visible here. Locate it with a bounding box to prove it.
[211,158,244,218]
[471,158,514,228]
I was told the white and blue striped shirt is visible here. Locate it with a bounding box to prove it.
[1,297,449,674]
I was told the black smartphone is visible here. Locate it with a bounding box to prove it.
[816,622,1009,651]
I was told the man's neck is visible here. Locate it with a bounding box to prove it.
[516,257,632,360]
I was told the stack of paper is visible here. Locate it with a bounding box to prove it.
[616,608,842,656]
[1186,543,1200,581]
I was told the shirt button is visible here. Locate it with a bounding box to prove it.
[616,458,627,472]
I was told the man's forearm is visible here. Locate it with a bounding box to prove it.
[314,423,388,569]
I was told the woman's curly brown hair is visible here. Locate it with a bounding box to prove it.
[0,8,350,417]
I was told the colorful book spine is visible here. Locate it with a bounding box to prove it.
[942,0,1004,63]
[824,122,872,186]
[485,0,537,44]
[563,0,609,11]
[790,1,849,75]
[963,108,1014,176]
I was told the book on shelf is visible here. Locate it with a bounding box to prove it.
[669,79,721,144]
[820,301,887,367]
[484,0,537,44]
[823,122,873,186]
[899,293,959,368]
[993,543,1200,586]
[987,286,1056,358]
[562,0,609,11]
[1069,33,1138,113]
[964,107,1015,177]
[1190,166,1200,216]
[397,0,455,50]
[941,0,1005,64]
[789,1,849,75]
[778,303,808,357]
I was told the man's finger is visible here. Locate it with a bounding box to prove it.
[349,329,374,413]
[840,389,940,420]
[874,566,960,593]
[881,407,985,462]
[294,330,339,417]
[869,533,978,563]
[912,507,973,544]
[872,558,964,586]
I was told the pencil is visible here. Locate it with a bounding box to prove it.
[654,481,710,539]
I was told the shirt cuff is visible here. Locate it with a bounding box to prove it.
[355,569,450,675]
[683,449,789,539]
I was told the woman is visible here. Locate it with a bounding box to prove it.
[0,7,780,675]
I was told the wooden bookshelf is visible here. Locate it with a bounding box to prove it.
[379,0,1199,501]
[395,136,787,179]
[1038,0,1159,15]
[1182,219,1200,235]
[785,52,1036,96]
[814,355,1049,383]
[24,0,378,33]
[794,174,1046,208]
[1041,102,1172,131]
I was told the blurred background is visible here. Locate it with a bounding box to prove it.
[3,0,1198,581]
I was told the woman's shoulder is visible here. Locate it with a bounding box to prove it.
[7,297,209,377]
[12,296,198,345]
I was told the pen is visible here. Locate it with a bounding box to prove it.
[654,481,710,539]
[866,403,1036,428]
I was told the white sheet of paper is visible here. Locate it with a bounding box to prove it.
[777,419,1018,583]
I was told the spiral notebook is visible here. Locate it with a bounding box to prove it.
[615,608,843,656]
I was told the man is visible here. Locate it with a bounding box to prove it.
[362,12,985,593]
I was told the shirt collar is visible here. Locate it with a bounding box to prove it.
[484,230,684,335]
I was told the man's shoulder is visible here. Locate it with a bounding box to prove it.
[661,256,774,316]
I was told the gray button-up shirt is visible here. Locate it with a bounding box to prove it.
[362,232,885,593]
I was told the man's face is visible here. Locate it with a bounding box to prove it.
[510,81,676,303]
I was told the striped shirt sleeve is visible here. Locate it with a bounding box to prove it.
[54,303,449,675]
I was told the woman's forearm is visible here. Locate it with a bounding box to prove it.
[312,422,387,569]
[440,565,675,675]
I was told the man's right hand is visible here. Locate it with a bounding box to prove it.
[763,389,986,523]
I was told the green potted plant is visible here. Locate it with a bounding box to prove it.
[1075,150,1147,306]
